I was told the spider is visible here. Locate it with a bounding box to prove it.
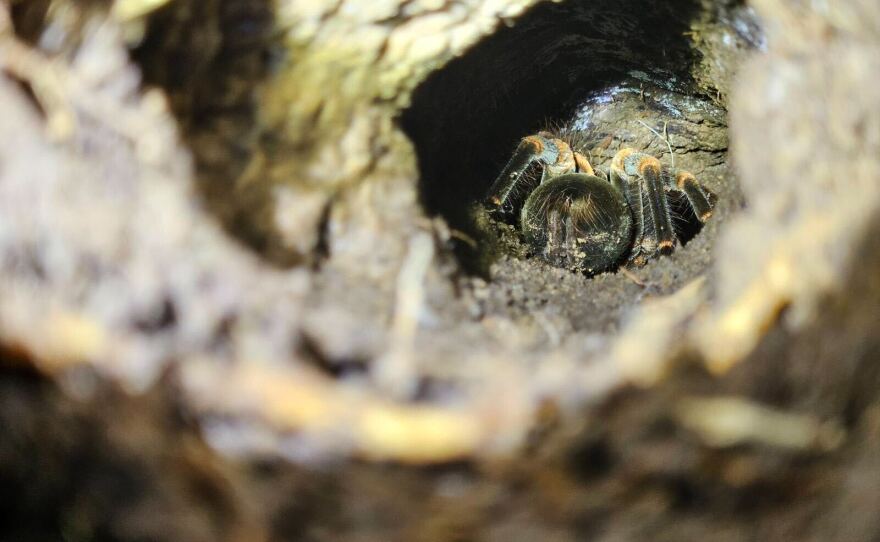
[485,131,715,275]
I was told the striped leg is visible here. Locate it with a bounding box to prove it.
[485,134,559,213]
[610,150,646,263]
[613,149,676,260]
[671,170,714,223]
[635,155,676,255]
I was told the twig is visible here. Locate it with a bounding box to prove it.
[112,0,173,23]
[675,396,846,451]
[663,120,674,169]
[636,119,675,169]
[448,228,477,250]
[620,268,646,287]
[373,232,434,397]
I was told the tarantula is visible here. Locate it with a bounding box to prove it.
[485,131,715,275]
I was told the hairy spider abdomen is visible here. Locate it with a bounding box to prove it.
[521,174,634,275]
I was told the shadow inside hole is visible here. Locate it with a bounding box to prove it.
[401,0,713,271]
[131,0,282,258]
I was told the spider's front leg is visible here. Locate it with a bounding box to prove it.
[611,149,677,260]
[485,132,583,214]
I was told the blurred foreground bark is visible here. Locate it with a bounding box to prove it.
[1,0,880,540]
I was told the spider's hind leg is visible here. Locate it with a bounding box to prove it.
[668,170,715,223]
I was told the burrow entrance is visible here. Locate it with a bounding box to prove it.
[402,0,759,334]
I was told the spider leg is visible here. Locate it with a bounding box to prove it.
[542,138,582,180]
[619,150,676,256]
[573,152,595,176]
[630,186,656,265]
[543,206,568,267]
[669,170,714,223]
[485,133,560,213]
[610,149,646,263]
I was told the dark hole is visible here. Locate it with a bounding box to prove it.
[9,0,51,44]
[669,190,705,246]
[132,297,178,334]
[665,475,702,509]
[568,437,616,481]
[298,332,369,379]
[401,0,731,273]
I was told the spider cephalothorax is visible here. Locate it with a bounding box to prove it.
[485,131,715,275]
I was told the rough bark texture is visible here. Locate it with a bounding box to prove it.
[1,0,880,540]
